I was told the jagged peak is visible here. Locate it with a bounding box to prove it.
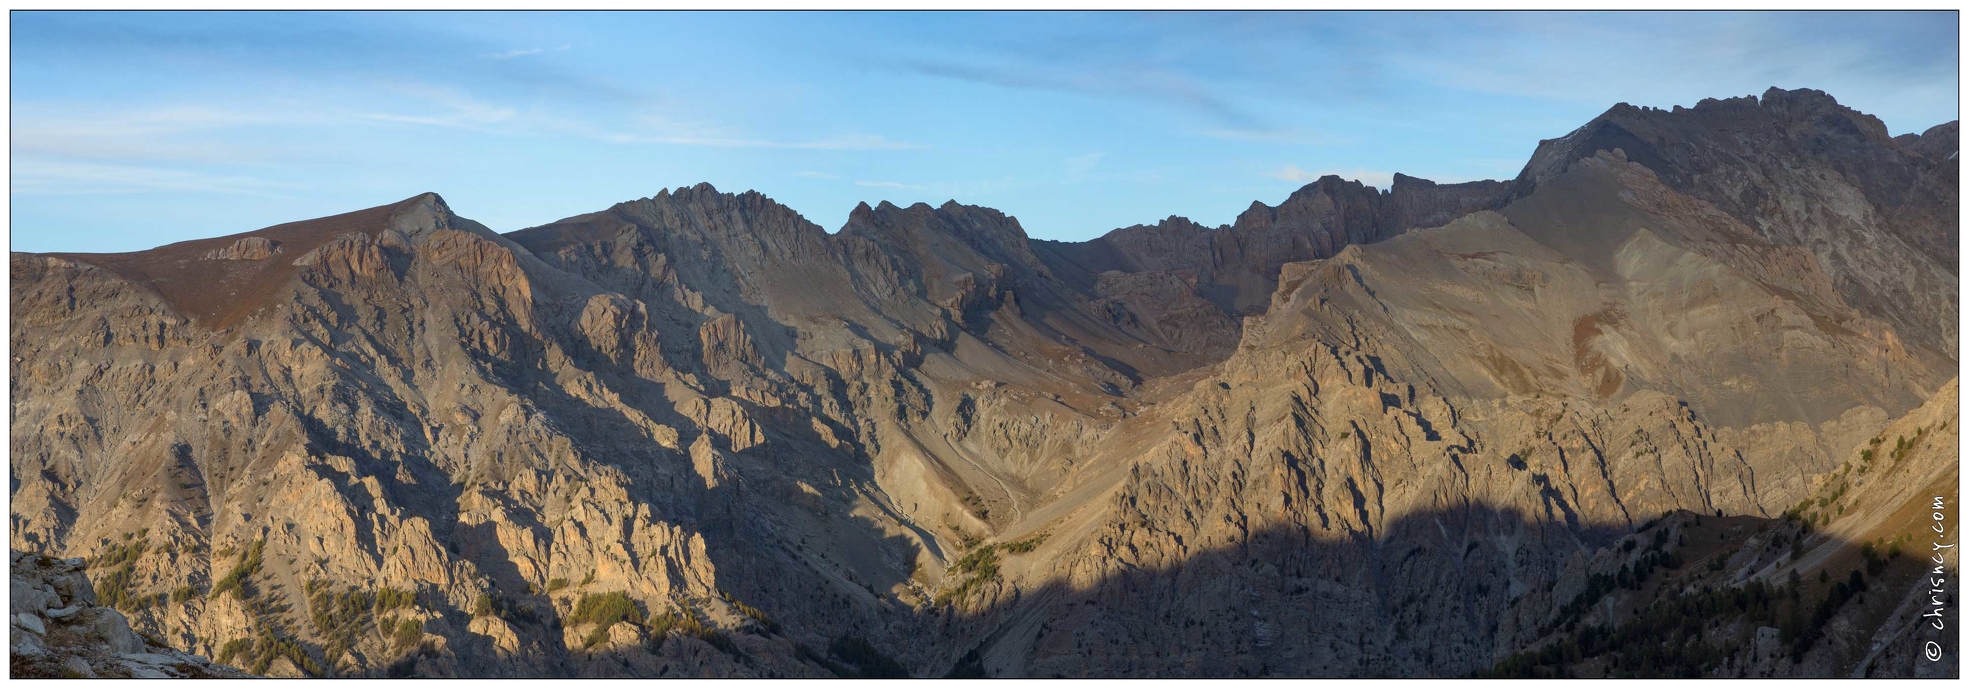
[1588,86,1892,142]
[621,183,813,223]
[1089,214,1215,246]
[1279,174,1388,204]
[1390,172,1443,189]
[645,182,780,206]
[1509,85,1910,202]
[1755,87,1890,139]
[404,191,446,207]
[847,200,876,224]
[851,196,1024,234]
[387,191,457,236]
[1240,175,1387,219]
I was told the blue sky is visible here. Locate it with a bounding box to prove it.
[11,11,1959,252]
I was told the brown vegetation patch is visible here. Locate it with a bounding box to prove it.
[1572,309,1627,398]
[46,195,431,330]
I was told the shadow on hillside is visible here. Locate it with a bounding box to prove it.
[336,232,1959,678]
[555,500,1958,679]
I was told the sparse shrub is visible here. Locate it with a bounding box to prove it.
[647,608,683,642]
[568,591,643,648]
[959,493,989,520]
[308,582,375,660]
[373,587,415,612]
[695,627,739,655]
[796,642,857,677]
[936,545,1003,606]
[390,618,423,651]
[217,639,254,666]
[1002,533,1047,554]
[647,607,739,656]
[92,537,149,570]
[94,560,143,611]
[829,635,909,678]
[220,634,319,677]
[89,536,160,612]
[719,589,781,635]
[211,540,265,600]
[944,648,987,678]
[466,592,531,624]
[951,546,1000,577]
[1862,543,1889,576]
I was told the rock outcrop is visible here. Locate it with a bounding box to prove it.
[10,550,254,678]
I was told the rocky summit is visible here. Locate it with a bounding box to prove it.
[8,87,1959,678]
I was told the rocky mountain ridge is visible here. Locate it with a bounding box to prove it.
[8,87,1957,677]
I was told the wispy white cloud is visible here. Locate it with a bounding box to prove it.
[1271,164,1393,189]
[56,81,919,156]
[17,105,313,136]
[357,82,525,132]
[1201,128,1355,146]
[481,45,571,60]
[12,159,302,197]
[793,134,925,151]
[14,85,534,162]
[894,57,1263,128]
[11,105,352,164]
[1064,152,1104,182]
[604,131,925,150]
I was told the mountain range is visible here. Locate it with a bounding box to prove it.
[9,87,1959,678]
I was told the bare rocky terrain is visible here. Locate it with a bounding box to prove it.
[8,87,1958,677]
[10,550,254,678]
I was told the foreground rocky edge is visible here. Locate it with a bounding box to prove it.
[10,550,254,678]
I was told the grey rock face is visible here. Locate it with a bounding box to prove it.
[1038,173,1509,318]
[1509,88,1958,361]
[11,578,59,616]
